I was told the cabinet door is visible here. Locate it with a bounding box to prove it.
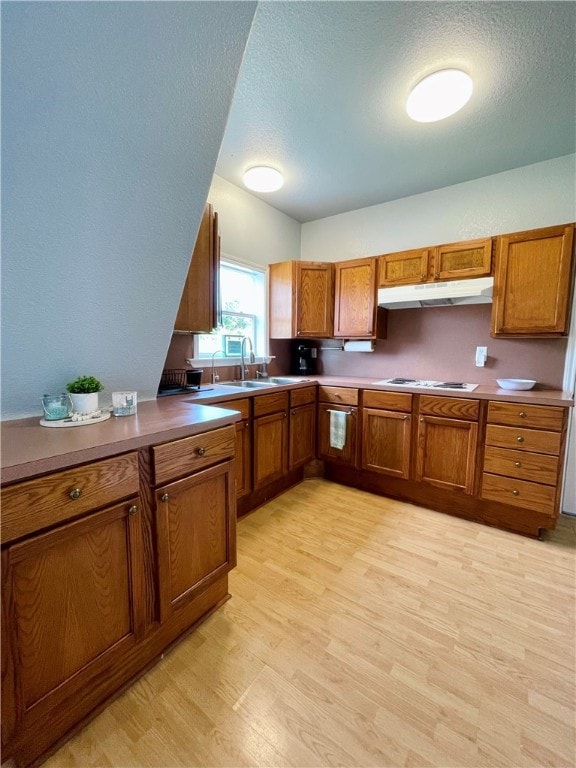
[296,262,334,337]
[378,249,431,286]
[253,411,289,489]
[156,461,236,620]
[235,420,252,498]
[416,416,477,494]
[361,408,412,479]
[317,403,358,466]
[491,224,574,337]
[334,257,378,338]
[432,238,492,280]
[174,203,219,333]
[2,498,144,743]
[289,402,317,469]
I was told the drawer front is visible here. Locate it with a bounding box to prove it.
[252,391,289,418]
[1,452,139,544]
[363,390,412,412]
[487,401,564,431]
[485,424,561,455]
[481,473,556,516]
[318,386,359,406]
[419,395,479,421]
[483,446,559,486]
[290,386,317,408]
[214,398,250,420]
[153,425,236,485]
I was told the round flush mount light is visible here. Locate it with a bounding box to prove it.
[242,166,284,192]
[406,69,473,123]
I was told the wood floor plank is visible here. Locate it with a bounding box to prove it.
[43,478,576,768]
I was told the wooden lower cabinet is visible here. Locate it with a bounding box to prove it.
[416,415,478,493]
[1,423,238,767]
[155,461,236,621]
[215,399,252,499]
[253,392,289,489]
[2,496,144,764]
[289,386,317,469]
[361,391,412,478]
[317,403,358,465]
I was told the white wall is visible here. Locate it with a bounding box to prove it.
[301,154,576,260]
[1,2,256,420]
[209,175,301,266]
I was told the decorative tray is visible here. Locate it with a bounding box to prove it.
[40,411,111,428]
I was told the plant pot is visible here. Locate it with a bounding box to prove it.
[69,392,99,413]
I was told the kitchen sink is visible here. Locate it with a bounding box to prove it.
[217,380,279,389]
[267,376,312,384]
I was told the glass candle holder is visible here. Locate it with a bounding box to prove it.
[112,391,137,416]
[42,393,71,421]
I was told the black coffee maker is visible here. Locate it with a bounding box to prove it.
[290,341,318,376]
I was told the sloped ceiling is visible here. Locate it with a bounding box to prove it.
[216,1,576,222]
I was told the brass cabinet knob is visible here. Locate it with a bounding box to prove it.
[435,272,440,278]
[128,505,138,515]
[514,461,521,468]
[516,436,524,443]
[419,417,424,422]
[420,274,426,280]
[519,411,526,418]
[403,415,410,420]
[196,447,206,456]
[69,488,81,500]
[161,493,169,502]
[512,489,520,496]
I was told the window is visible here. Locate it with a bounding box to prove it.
[195,260,267,361]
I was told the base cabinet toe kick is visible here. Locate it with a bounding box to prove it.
[1,424,237,768]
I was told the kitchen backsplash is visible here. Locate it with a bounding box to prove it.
[315,304,567,389]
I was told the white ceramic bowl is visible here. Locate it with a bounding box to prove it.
[496,378,536,391]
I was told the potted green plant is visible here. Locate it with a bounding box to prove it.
[66,375,104,414]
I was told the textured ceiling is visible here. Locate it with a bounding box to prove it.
[215,1,576,223]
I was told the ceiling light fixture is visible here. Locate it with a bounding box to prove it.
[406,69,473,123]
[242,166,284,192]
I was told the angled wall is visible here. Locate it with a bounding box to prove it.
[1,1,256,419]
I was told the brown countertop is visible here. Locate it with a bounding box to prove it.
[2,376,572,485]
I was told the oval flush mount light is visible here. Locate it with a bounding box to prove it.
[243,166,284,192]
[406,69,473,123]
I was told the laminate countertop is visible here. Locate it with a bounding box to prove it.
[2,376,572,485]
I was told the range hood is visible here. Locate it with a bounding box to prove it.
[378,277,494,309]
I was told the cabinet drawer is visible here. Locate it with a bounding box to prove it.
[419,395,479,420]
[153,425,235,485]
[290,386,317,408]
[481,473,556,516]
[483,446,559,486]
[1,452,139,544]
[318,386,358,406]
[252,391,289,418]
[487,401,564,431]
[485,425,561,455]
[363,390,412,412]
[214,398,250,420]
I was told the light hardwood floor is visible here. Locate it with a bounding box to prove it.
[44,478,575,767]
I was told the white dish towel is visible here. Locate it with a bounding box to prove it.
[329,410,347,450]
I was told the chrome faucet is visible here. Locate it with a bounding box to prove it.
[240,337,255,380]
[210,349,224,384]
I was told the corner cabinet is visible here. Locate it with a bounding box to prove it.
[317,386,359,466]
[174,203,220,333]
[333,257,387,339]
[252,391,289,489]
[491,224,574,337]
[269,261,334,338]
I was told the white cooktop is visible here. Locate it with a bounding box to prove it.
[373,378,478,392]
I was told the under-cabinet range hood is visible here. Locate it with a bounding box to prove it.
[378,277,494,309]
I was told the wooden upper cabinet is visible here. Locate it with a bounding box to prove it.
[269,261,333,338]
[432,238,493,280]
[378,248,431,286]
[334,257,386,339]
[174,203,220,333]
[491,224,575,337]
[378,239,492,286]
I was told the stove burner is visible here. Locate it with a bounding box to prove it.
[388,378,418,384]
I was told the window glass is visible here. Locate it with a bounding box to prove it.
[196,261,266,360]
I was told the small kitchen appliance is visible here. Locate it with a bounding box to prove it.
[290,341,318,376]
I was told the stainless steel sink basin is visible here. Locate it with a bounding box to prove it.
[268,377,312,384]
[217,380,279,389]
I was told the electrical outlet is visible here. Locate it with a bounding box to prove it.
[475,346,488,367]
